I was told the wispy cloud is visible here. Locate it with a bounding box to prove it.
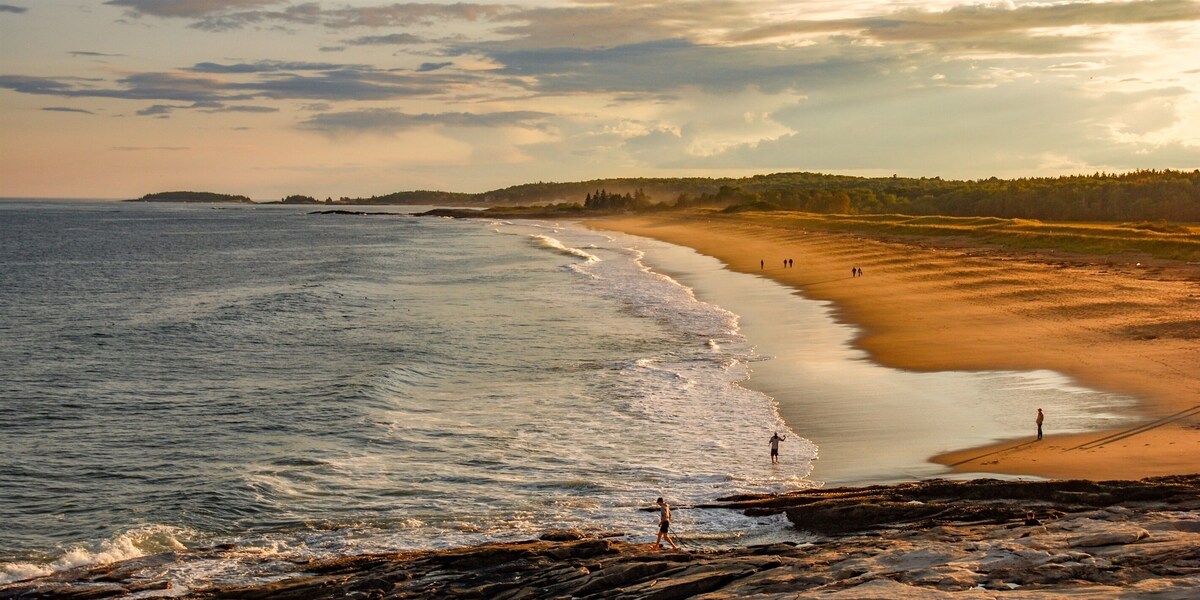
[344,33,425,46]
[43,106,95,114]
[188,60,358,73]
[112,1,515,31]
[104,0,280,19]
[0,4,27,14]
[70,50,126,58]
[0,63,485,105]
[417,62,453,72]
[110,145,188,150]
[300,108,553,135]
[729,0,1200,50]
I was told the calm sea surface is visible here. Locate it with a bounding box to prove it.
[0,200,1135,589]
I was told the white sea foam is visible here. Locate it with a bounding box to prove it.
[528,233,601,263]
[0,524,191,585]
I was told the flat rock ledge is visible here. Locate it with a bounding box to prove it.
[4,476,1198,599]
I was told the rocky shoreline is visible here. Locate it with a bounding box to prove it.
[4,476,1197,599]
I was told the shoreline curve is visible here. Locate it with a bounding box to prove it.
[588,211,1200,481]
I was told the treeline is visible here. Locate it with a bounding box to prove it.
[577,170,1200,222]
[352,190,475,205]
[356,170,1200,222]
[584,188,651,211]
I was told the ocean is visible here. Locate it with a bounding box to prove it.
[0,200,1135,590]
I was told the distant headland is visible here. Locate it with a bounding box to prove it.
[125,191,254,204]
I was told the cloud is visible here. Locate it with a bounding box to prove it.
[43,106,96,114]
[188,60,358,73]
[299,108,552,135]
[137,104,176,116]
[104,0,280,19]
[212,104,278,113]
[111,145,188,151]
[162,1,513,31]
[482,37,892,96]
[628,71,1200,178]
[489,1,758,50]
[1046,62,1109,72]
[0,4,27,14]
[730,0,1200,52]
[345,33,425,46]
[70,51,126,57]
[417,62,453,72]
[0,64,484,104]
[133,100,280,116]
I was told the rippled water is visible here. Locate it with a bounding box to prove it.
[0,201,815,586]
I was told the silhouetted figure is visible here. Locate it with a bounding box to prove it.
[1036,408,1044,440]
[760,259,764,270]
[851,267,857,277]
[654,497,678,550]
[769,431,786,464]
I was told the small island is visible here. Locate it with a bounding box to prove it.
[124,191,254,204]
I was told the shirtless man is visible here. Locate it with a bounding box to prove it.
[655,497,678,550]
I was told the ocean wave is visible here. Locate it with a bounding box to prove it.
[0,524,192,585]
[528,234,600,263]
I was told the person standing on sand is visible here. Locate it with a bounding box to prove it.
[655,497,678,551]
[1036,408,1044,440]
[760,259,764,270]
[769,431,786,464]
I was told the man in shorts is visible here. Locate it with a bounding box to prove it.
[655,497,678,551]
[769,431,786,464]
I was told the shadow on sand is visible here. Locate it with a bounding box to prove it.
[947,404,1200,468]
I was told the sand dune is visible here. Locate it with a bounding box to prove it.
[590,212,1200,481]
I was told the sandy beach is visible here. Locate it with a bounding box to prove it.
[590,212,1200,481]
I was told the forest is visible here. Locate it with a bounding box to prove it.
[357,170,1200,222]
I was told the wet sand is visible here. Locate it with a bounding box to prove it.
[590,212,1200,481]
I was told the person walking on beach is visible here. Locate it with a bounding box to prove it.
[1036,408,1044,440]
[654,497,678,551]
[769,431,786,464]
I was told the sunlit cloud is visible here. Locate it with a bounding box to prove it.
[730,0,1200,45]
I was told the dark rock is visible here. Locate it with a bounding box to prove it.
[3,476,1197,600]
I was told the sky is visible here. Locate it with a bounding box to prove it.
[1,0,1198,200]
